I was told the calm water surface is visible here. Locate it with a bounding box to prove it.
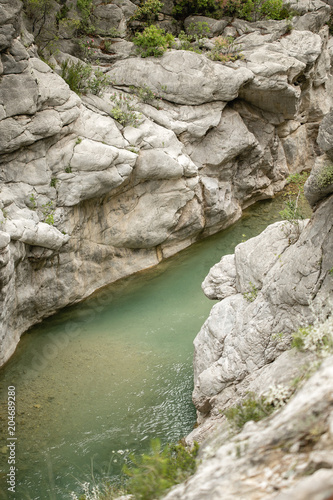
[0,196,306,499]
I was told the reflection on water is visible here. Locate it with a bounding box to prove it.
[0,196,311,499]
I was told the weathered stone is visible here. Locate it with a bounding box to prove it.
[193,195,333,414]
[0,70,38,117]
[74,105,127,148]
[188,107,257,169]
[134,149,184,180]
[108,51,254,105]
[184,16,228,37]
[5,219,69,250]
[317,109,333,158]
[304,154,333,207]
[202,254,237,300]
[164,356,333,500]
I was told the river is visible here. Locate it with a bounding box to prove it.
[0,195,307,499]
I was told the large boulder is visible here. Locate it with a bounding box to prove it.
[193,195,333,414]
[107,50,254,105]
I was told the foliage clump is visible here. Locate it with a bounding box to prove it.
[123,439,199,500]
[71,439,199,500]
[208,36,244,62]
[220,0,289,21]
[223,393,277,430]
[292,315,333,354]
[110,93,141,127]
[133,25,174,57]
[223,386,293,431]
[173,0,290,20]
[61,60,111,96]
[131,0,163,24]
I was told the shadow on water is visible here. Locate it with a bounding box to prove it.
[0,196,311,499]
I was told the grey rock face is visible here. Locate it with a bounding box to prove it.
[108,51,254,105]
[193,196,333,414]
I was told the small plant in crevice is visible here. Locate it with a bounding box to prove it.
[129,84,162,105]
[41,201,55,225]
[50,177,58,188]
[29,193,37,209]
[223,393,276,430]
[279,192,305,243]
[65,165,72,173]
[109,93,141,127]
[243,281,258,302]
[208,36,244,63]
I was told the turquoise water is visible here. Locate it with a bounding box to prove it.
[0,196,300,499]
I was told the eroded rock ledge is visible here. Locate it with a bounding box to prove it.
[0,0,332,365]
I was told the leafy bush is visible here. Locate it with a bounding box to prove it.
[279,197,304,226]
[208,36,244,62]
[131,0,163,24]
[77,0,95,34]
[223,393,276,430]
[110,93,141,127]
[218,0,289,21]
[123,439,199,500]
[61,60,110,96]
[186,21,211,41]
[129,84,161,104]
[41,201,55,225]
[133,25,174,57]
[173,0,218,19]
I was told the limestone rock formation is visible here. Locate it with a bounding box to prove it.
[0,0,332,366]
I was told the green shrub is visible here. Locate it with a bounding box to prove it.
[292,318,333,354]
[77,0,95,34]
[131,0,163,24]
[208,36,244,62]
[223,393,276,430]
[41,201,55,225]
[61,60,110,96]
[133,25,174,57]
[279,197,304,224]
[186,21,211,41]
[123,439,199,500]
[129,84,161,104]
[173,0,218,19]
[218,0,289,21]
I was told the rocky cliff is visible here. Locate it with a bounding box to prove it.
[0,0,332,367]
